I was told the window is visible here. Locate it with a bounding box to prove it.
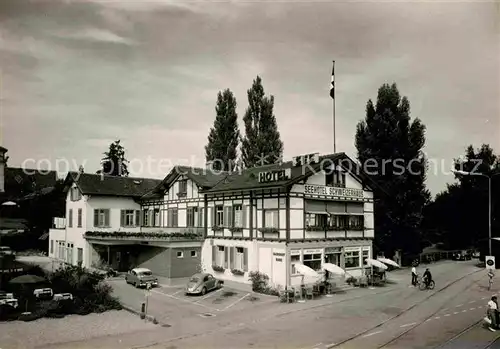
[345,250,360,268]
[303,253,322,271]
[325,247,342,266]
[264,209,278,228]
[197,208,203,227]
[167,208,178,227]
[216,245,225,266]
[305,213,328,229]
[66,243,74,264]
[121,210,135,227]
[187,207,197,227]
[135,210,141,226]
[176,251,184,258]
[191,250,197,257]
[68,209,73,228]
[291,253,301,275]
[178,180,187,196]
[215,205,224,226]
[93,209,110,227]
[326,170,345,187]
[330,215,348,230]
[154,208,160,227]
[362,248,370,265]
[233,205,243,227]
[234,247,245,270]
[50,240,54,254]
[70,187,81,201]
[77,208,82,228]
[349,215,364,230]
[143,209,149,226]
[77,248,83,265]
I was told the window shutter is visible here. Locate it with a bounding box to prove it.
[198,208,203,227]
[209,207,215,227]
[230,247,235,269]
[212,245,216,265]
[228,207,233,227]
[224,247,229,268]
[243,248,248,271]
[222,207,228,227]
[104,209,110,227]
[135,210,140,226]
[120,210,125,227]
[242,205,248,228]
[93,209,98,227]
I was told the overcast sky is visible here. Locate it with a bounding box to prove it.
[1,0,498,195]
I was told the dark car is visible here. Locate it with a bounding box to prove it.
[185,273,222,296]
[125,268,158,288]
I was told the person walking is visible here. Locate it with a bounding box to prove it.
[488,296,499,331]
[411,265,418,286]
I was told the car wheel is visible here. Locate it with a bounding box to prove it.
[201,287,207,296]
[134,282,138,288]
[216,281,222,289]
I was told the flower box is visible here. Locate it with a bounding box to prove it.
[231,269,245,276]
[230,227,243,233]
[212,226,224,232]
[212,265,225,273]
[257,228,279,234]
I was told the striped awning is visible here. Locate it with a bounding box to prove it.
[39,232,49,240]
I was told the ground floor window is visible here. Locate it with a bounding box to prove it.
[291,252,301,275]
[77,248,83,265]
[325,247,342,266]
[362,247,370,264]
[50,240,54,254]
[216,245,225,267]
[345,249,360,268]
[66,243,74,264]
[303,253,322,271]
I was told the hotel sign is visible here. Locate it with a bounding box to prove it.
[258,168,291,183]
[304,184,363,199]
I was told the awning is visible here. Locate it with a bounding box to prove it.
[305,211,329,215]
[39,232,49,240]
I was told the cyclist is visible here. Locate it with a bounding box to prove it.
[423,268,433,288]
[487,295,499,331]
[488,270,495,290]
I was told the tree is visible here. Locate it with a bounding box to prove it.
[205,89,240,171]
[355,83,430,258]
[423,144,500,251]
[241,76,284,168]
[98,140,129,176]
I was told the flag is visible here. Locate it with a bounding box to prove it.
[330,61,335,99]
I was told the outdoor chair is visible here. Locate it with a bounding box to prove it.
[305,287,314,300]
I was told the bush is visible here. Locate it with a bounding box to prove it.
[23,264,47,277]
[248,271,277,295]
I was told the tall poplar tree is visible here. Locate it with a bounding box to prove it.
[241,76,284,168]
[205,89,240,171]
[355,83,430,258]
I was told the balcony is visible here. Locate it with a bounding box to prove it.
[52,217,66,229]
[84,230,203,242]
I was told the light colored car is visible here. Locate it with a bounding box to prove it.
[185,273,222,296]
[125,268,158,288]
[0,246,15,256]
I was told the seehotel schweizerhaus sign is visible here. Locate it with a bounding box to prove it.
[304,184,363,198]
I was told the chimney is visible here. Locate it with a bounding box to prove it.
[0,146,7,193]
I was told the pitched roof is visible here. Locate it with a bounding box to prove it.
[66,172,162,198]
[204,153,380,193]
[1,167,58,203]
[142,166,227,199]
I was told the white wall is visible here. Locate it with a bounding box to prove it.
[165,177,203,201]
[65,184,88,265]
[86,196,141,232]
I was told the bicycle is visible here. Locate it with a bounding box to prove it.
[417,275,435,290]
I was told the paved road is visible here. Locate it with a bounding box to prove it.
[37,260,491,349]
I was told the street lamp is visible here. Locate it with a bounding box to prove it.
[452,170,500,256]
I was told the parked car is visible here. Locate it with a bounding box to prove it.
[185,273,223,296]
[125,268,158,288]
[472,250,480,258]
[454,250,472,261]
[0,246,15,256]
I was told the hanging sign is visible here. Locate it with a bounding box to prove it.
[258,168,291,183]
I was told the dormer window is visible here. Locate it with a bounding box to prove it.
[70,187,81,201]
[178,179,187,197]
[326,170,346,188]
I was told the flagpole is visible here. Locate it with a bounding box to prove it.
[332,60,336,153]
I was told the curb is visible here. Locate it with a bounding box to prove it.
[121,305,168,327]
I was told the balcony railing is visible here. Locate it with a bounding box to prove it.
[84,230,203,241]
